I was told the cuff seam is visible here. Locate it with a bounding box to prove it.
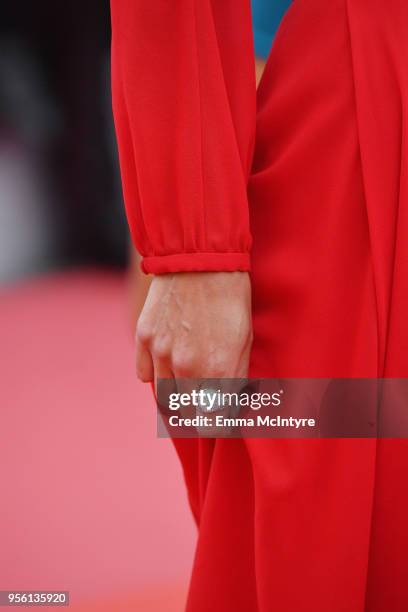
[141,251,251,275]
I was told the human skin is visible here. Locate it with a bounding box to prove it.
[135,272,252,386]
[255,57,266,87]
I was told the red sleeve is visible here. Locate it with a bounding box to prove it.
[110,0,256,274]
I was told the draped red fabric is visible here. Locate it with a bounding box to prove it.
[111,0,408,610]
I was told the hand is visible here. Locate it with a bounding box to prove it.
[128,245,152,332]
[135,272,252,384]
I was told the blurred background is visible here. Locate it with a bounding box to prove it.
[0,1,289,610]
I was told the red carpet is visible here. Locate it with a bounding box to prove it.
[0,270,195,610]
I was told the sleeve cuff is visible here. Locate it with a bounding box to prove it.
[141,252,251,275]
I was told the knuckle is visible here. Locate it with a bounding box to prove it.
[205,360,228,378]
[151,336,171,360]
[172,351,197,376]
[172,351,229,378]
[136,319,153,346]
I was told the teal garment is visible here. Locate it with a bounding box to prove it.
[252,0,292,59]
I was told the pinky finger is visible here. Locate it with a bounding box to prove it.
[135,336,154,382]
